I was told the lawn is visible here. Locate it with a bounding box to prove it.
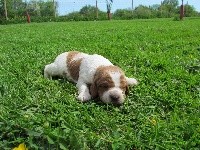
[0,18,200,149]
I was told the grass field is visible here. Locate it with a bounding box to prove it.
[0,18,200,149]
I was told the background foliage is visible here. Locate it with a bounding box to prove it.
[0,0,199,24]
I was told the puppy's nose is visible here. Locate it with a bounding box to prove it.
[110,94,120,102]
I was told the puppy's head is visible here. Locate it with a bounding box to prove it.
[90,66,136,105]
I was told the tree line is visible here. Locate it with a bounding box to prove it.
[0,0,199,24]
[0,0,59,24]
[0,0,57,19]
[67,2,199,21]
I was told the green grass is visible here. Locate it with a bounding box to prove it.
[0,18,200,149]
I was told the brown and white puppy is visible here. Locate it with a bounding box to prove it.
[44,51,138,105]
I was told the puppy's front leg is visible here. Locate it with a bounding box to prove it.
[76,81,91,102]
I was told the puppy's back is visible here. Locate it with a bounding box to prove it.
[44,51,88,81]
[79,54,113,84]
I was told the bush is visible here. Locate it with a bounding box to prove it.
[0,17,27,25]
[173,15,181,21]
[113,9,133,20]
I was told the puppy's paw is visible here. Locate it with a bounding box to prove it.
[77,92,91,102]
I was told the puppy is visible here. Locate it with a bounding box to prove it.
[44,51,138,105]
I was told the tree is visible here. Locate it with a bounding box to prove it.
[52,0,56,18]
[4,0,8,20]
[39,1,55,17]
[113,9,133,20]
[79,5,107,20]
[96,0,98,19]
[26,0,58,17]
[79,5,97,20]
[162,0,179,7]
[151,4,160,10]
[106,0,113,20]
[26,0,40,16]
[0,0,26,19]
[162,0,179,17]
[80,5,96,15]
[134,5,152,19]
[184,4,198,17]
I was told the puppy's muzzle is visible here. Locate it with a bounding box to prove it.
[110,94,120,102]
[109,90,123,104]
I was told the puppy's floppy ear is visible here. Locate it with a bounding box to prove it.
[89,83,98,99]
[125,86,129,96]
[126,77,138,86]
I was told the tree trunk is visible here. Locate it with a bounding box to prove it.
[26,11,31,23]
[4,0,8,20]
[107,11,111,20]
[53,0,56,18]
[96,0,98,19]
[132,0,134,15]
[180,5,184,20]
[180,0,184,20]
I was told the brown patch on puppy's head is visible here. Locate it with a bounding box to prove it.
[90,65,129,105]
